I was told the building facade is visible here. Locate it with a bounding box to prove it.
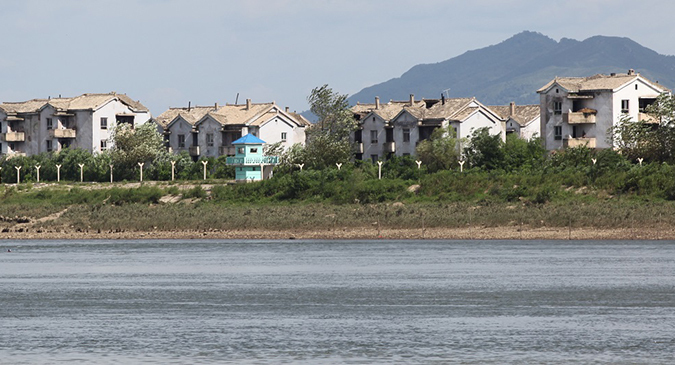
[0,92,150,156]
[537,69,669,150]
[489,102,540,140]
[351,95,505,161]
[155,99,309,160]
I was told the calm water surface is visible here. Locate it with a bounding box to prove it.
[1,239,674,364]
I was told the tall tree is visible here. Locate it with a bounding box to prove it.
[110,122,167,179]
[304,85,357,169]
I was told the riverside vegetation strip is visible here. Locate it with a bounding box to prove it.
[2,160,675,240]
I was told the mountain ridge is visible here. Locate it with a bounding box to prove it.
[347,31,675,107]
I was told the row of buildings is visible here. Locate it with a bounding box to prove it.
[0,69,669,160]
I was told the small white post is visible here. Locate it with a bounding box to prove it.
[415,160,422,169]
[55,164,62,182]
[637,157,643,166]
[377,160,383,180]
[15,166,21,184]
[459,160,465,172]
[336,163,342,170]
[138,162,144,182]
[109,165,114,183]
[592,158,597,165]
[201,160,208,180]
[170,161,176,181]
[0,166,2,183]
[297,163,304,171]
[78,164,84,182]
[35,165,41,183]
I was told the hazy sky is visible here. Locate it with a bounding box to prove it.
[2,0,675,116]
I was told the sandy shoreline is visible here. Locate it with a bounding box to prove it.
[2,225,674,241]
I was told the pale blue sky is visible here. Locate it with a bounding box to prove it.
[2,0,674,116]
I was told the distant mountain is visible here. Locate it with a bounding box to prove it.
[348,31,675,106]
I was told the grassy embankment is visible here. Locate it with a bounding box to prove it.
[2,164,675,239]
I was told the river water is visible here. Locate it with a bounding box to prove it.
[1,239,674,364]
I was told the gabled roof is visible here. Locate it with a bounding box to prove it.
[352,100,425,122]
[232,133,266,145]
[537,72,669,94]
[0,92,149,115]
[425,98,475,120]
[201,102,308,128]
[489,104,540,127]
[156,106,217,129]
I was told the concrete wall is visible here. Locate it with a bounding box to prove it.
[168,118,194,153]
[459,110,504,141]
[391,111,419,156]
[196,117,222,157]
[258,114,305,149]
[361,113,387,161]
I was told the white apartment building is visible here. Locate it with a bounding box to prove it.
[489,102,540,140]
[351,95,505,161]
[537,69,669,150]
[0,92,150,156]
[155,99,309,160]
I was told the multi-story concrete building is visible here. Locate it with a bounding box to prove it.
[537,69,669,150]
[155,99,309,160]
[489,102,540,140]
[351,95,505,161]
[0,92,150,156]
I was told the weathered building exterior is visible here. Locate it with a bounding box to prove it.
[0,92,150,156]
[537,70,669,150]
[155,99,309,160]
[489,102,540,140]
[351,95,505,161]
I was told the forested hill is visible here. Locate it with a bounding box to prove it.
[347,31,675,106]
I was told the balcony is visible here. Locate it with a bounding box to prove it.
[564,111,596,124]
[353,142,363,154]
[219,146,236,155]
[49,128,77,139]
[4,132,25,142]
[189,146,200,156]
[226,156,279,165]
[563,137,596,148]
[384,141,396,153]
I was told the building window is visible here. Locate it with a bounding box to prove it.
[100,117,108,130]
[178,134,186,148]
[206,133,214,147]
[370,130,378,144]
[100,140,107,151]
[46,118,53,129]
[403,153,410,156]
[281,132,287,141]
[554,126,562,140]
[46,140,52,152]
[403,128,410,143]
[250,148,258,153]
[553,101,562,115]
[621,99,630,114]
[238,147,245,154]
[370,154,378,163]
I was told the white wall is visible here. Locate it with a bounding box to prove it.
[361,113,386,161]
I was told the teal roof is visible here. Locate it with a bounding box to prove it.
[232,133,266,145]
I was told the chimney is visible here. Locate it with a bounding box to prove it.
[441,93,445,105]
[246,98,252,110]
[188,101,191,111]
[215,102,218,110]
[628,69,635,76]
[610,73,616,77]
[285,106,289,113]
[510,101,516,116]
[375,96,380,109]
[409,94,415,106]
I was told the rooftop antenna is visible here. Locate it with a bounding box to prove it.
[442,88,451,99]
[235,93,239,105]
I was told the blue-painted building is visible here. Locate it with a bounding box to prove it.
[226,134,279,182]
